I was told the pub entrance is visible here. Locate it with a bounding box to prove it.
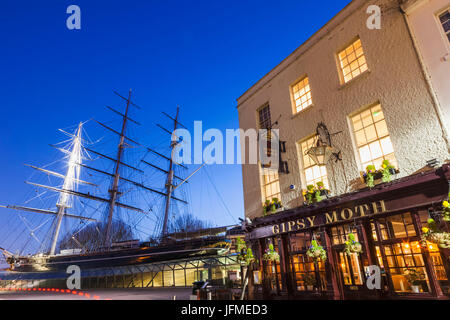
[330,222,384,299]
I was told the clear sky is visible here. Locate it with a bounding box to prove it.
[0,0,352,247]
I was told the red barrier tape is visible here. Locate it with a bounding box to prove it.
[0,287,110,300]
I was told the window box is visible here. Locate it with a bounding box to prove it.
[303,189,330,205]
[361,168,399,184]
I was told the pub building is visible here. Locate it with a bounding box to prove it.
[236,0,450,300]
[244,165,450,299]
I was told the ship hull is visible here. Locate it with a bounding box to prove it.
[6,237,230,273]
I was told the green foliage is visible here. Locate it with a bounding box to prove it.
[306,240,327,262]
[236,237,257,266]
[343,233,363,255]
[381,160,394,183]
[421,218,450,249]
[263,243,280,262]
[404,268,425,286]
[303,273,316,286]
[364,162,397,188]
[365,165,376,188]
[303,182,329,205]
[262,198,282,216]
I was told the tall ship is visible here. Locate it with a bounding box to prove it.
[0,91,235,277]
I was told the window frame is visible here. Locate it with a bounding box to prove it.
[348,103,397,172]
[435,6,450,49]
[260,167,281,203]
[298,134,330,191]
[336,36,369,85]
[290,75,313,115]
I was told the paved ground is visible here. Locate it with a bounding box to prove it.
[0,288,194,300]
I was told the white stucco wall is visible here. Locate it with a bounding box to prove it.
[237,0,450,219]
[402,0,450,137]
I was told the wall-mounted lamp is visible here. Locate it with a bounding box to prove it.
[305,122,342,166]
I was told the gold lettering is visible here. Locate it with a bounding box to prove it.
[341,208,354,220]
[326,211,338,224]
[371,200,386,214]
[306,216,316,227]
[296,219,306,229]
[281,223,286,233]
[272,225,279,234]
[356,204,370,217]
[287,221,296,232]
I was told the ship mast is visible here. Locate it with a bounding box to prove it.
[161,106,179,239]
[49,122,84,255]
[103,89,132,248]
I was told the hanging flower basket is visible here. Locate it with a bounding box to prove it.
[262,243,280,262]
[343,233,363,255]
[421,218,450,249]
[306,240,327,262]
[236,237,257,266]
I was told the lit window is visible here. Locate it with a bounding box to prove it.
[439,9,450,42]
[338,38,368,83]
[300,136,329,188]
[261,168,281,202]
[292,77,313,113]
[351,104,397,170]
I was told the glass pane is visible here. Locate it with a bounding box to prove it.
[380,136,394,155]
[364,124,377,142]
[375,120,388,137]
[369,141,383,159]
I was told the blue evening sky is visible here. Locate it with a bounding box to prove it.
[0,0,352,237]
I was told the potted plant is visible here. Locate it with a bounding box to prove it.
[262,243,280,262]
[306,240,327,262]
[303,273,316,291]
[362,161,398,187]
[404,268,425,293]
[303,182,329,205]
[343,233,363,256]
[263,198,282,216]
[380,159,396,183]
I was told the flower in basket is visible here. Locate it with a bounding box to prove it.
[306,240,327,262]
[236,237,257,266]
[263,243,280,262]
[364,165,377,188]
[304,185,316,205]
[344,233,363,255]
[421,218,450,249]
[304,182,329,205]
[442,193,450,222]
[380,160,394,183]
[263,198,282,216]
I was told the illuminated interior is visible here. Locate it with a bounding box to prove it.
[292,76,313,113]
[351,104,397,170]
[338,38,368,83]
[261,168,281,202]
[300,135,329,188]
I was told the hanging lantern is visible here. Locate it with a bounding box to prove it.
[305,122,342,165]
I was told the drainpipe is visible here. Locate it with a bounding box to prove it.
[400,3,450,152]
